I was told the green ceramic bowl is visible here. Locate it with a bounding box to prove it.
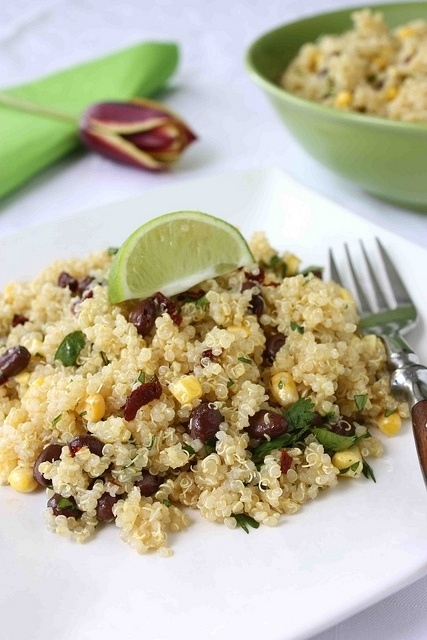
[246,2,427,211]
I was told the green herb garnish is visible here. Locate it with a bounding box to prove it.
[234,514,260,533]
[312,428,356,452]
[51,414,62,427]
[107,246,119,255]
[195,294,209,309]
[285,398,315,431]
[362,459,376,483]
[238,356,252,365]
[290,321,304,334]
[205,436,217,455]
[138,371,146,383]
[339,462,361,475]
[384,408,396,417]
[182,444,196,455]
[57,496,76,510]
[55,330,85,366]
[354,394,368,412]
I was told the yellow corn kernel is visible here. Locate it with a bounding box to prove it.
[31,377,45,388]
[169,375,203,405]
[283,252,301,277]
[372,55,389,70]
[376,411,402,436]
[77,393,106,422]
[384,86,398,101]
[14,371,31,385]
[396,25,415,39]
[3,283,16,303]
[339,286,353,303]
[270,372,299,408]
[332,445,363,478]
[334,90,352,108]
[8,466,39,493]
[308,50,322,72]
[227,324,250,337]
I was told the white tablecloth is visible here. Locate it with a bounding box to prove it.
[1,1,426,638]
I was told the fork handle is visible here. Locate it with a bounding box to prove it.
[391,365,427,484]
[381,333,420,369]
[412,400,427,484]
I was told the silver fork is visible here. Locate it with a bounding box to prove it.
[329,239,427,484]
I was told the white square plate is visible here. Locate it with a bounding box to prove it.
[1,167,427,640]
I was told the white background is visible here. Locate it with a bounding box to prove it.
[1,1,426,639]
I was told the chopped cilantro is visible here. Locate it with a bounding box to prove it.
[138,371,146,383]
[195,294,209,309]
[55,331,85,366]
[204,436,217,455]
[238,356,252,364]
[234,514,260,533]
[354,394,368,412]
[384,408,396,417]
[339,462,361,475]
[182,444,196,456]
[362,459,376,483]
[227,379,235,388]
[57,496,75,510]
[285,398,315,431]
[312,428,356,452]
[51,414,62,427]
[290,321,304,334]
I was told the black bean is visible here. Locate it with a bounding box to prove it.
[47,493,82,519]
[77,276,95,295]
[96,492,120,522]
[247,409,288,439]
[68,434,104,457]
[0,345,31,384]
[33,443,63,487]
[263,333,286,364]
[189,402,223,442]
[249,294,264,318]
[129,298,157,336]
[309,412,325,428]
[135,471,162,497]
[331,417,356,437]
[58,271,79,292]
[12,314,28,327]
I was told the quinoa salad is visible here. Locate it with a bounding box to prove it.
[0,230,408,556]
[281,9,427,122]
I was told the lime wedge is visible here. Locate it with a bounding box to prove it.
[108,210,255,303]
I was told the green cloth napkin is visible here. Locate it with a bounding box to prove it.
[1,42,179,200]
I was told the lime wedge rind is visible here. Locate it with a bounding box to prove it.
[108,210,254,304]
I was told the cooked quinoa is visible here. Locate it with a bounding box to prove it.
[281,9,427,122]
[0,231,408,556]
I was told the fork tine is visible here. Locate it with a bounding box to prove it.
[328,249,343,286]
[359,240,388,311]
[376,239,414,307]
[344,243,373,315]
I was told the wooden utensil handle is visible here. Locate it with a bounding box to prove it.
[412,400,427,484]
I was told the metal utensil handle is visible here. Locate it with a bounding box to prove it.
[412,400,427,485]
[391,366,427,484]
